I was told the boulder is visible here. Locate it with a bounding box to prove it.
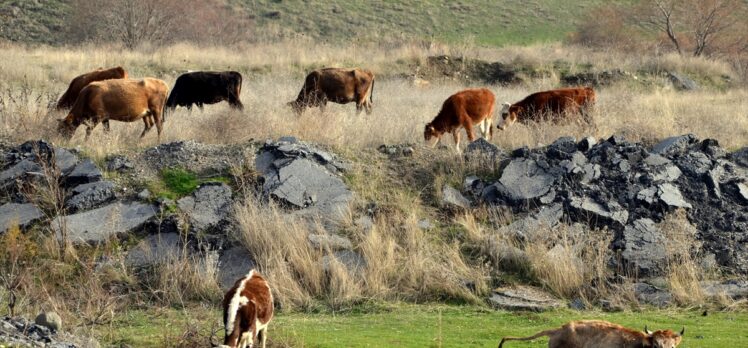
[54,148,79,175]
[34,311,62,332]
[657,183,692,209]
[488,285,564,311]
[465,138,506,162]
[308,233,353,251]
[65,181,116,213]
[52,202,157,244]
[125,233,182,268]
[568,195,629,230]
[496,158,555,202]
[731,147,748,168]
[64,159,102,187]
[620,219,667,276]
[0,159,41,190]
[701,280,748,299]
[651,134,697,156]
[177,183,233,235]
[218,246,256,291]
[0,202,44,233]
[668,72,699,91]
[578,136,597,152]
[633,283,672,307]
[441,185,471,209]
[105,154,134,172]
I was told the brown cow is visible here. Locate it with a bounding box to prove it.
[57,78,168,140]
[288,68,374,115]
[424,88,496,152]
[496,87,596,130]
[56,67,128,110]
[498,320,684,348]
[211,270,274,348]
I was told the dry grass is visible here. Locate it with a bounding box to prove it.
[659,210,707,306]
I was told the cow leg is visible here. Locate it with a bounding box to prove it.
[319,100,327,114]
[260,328,268,348]
[452,131,461,153]
[103,120,111,133]
[365,101,372,115]
[356,102,363,115]
[464,122,476,142]
[84,121,98,141]
[140,116,153,138]
[153,108,163,141]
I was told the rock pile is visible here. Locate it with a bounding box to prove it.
[472,134,748,276]
[0,315,92,348]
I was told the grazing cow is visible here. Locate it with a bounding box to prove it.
[165,71,243,116]
[423,88,496,152]
[56,67,128,110]
[498,320,684,348]
[211,270,274,348]
[288,67,375,115]
[57,78,168,140]
[496,87,596,130]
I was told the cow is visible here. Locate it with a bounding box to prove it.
[56,78,169,141]
[496,87,596,131]
[165,71,243,117]
[288,68,374,115]
[56,67,128,110]
[423,88,496,152]
[498,320,684,348]
[211,270,274,348]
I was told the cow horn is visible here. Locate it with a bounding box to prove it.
[644,325,653,335]
[679,326,685,336]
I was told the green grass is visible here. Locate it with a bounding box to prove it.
[97,304,748,347]
[147,168,231,200]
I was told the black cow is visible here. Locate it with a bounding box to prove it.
[165,71,243,117]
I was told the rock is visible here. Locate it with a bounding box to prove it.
[496,158,555,202]
[278,136,298,144]
[65,181,116,213]
[465,138,506,162]
[633,283,672,307]
[218,247,256,291]
[569,195,629,230]
[34,311,62,332]
[0,158,41,190]
[52,202,157,244]
[64,159,102,187]
[701,280,748,299]
[308,233,353,251]
[417,219,433,230]
[578,136,597,152]
[441,185,471,209]
[488,285,563,311]
[0,202,44,233]
[137,189,151,200]
[737,183,748,202]
[621,219,667,276]
[125,233,182,268]
[657,183,692,209]
[105,154,134,172]
[651,134,697,156]
[599,299,625,312]
[548,136,578,156]
[569,298,586,311]
[668,72,699,91]
[321,250,366,274]
[731,147,748,168]
[176,183,233,234]
[54,148,79,175]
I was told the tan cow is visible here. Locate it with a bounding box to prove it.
[498,320,684,348]
[56,67,128,110]
[57,78,168,140]
[424,88,496,152]
[288,68,374,115]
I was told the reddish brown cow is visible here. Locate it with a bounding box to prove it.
[212,270,274,348]
[496,87,596,130]
[499,320,684,348]
[288,67,374,115]
[57,78,168,140]
[424,88,496,152]
[56,67,128,110]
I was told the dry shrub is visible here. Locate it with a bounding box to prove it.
[658,210,706,305]
[569,4,641,51]
[143,251,222,307]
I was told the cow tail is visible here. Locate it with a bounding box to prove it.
[369,79,374,104]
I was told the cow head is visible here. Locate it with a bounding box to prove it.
[424,123,441,146]
[496,102,516,131]
[56,117,78,139]
[644,325,684,348]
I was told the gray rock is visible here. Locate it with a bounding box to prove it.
[568,298,587,311]
[52,202,157,244]
[125,233,182,268]
[0,159,41,190]
[549,136,577,154]
[633,283,672,307]
[737,182,748,202]
[658,183,692,209]
[701,280,748,299]
[137,189,151,200]
[578,136,597,152]
[417,219,433,230]
[488,285,563,311]
[706,164,724,198]
[668,72,699,91]
[442,185,471,209]
[621,219,667,276]
[731,147,748,168]
[64,159,102,187]
[651,134,697,156]
[177,183,233,234]
[308,233,353,251]
[497,158,555,201]
[278,136,298,144]
[355,215,374,231]
[636,187,658,205]
[569,195,628,230]
[0,202,44,233]
[54,148,79,175]
[465,138,506,162]
[218,247,256,291]
[105,155,134,172]
[322,250,366,274]
[65,181,116,212]
[677,152,712,176]
[34,311,62,332]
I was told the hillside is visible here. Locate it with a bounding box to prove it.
[1,0,607,46]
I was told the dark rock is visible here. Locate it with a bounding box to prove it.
[125,233,182,268]
[496,158,555,202]
[562,69,630,87]
[568,298,587,311]
[668,72,699,91]
[548,136,577,155]
[0,202,44,233]
[54,148,79,175]
[488,285,563,311]
[607,134,626,145]
[651,134,697,156]
[177,183,233,236]
[64,159,102,187]
[676,152,712,176]
[52,202,157,244]
[701,279,748,299]
[137,189,151,200]
[621,219,667,276]
[65,181,116,213]
[737,183,748,203]
[218,247,256,291]
[578,136,597,152]
[569,195,628,230]
[442,185,471,209]
[465,138,505,162]
[308,233,353,251]
[0,159,41,190]
[633,282,672,307]
[105,155,133,172]
[731,147,748,168]
[34,311,62,332]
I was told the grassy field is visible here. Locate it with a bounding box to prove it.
[97,304,748,347]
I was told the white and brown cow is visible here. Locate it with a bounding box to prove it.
[212,270,274,348]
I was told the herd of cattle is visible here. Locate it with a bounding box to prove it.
[54,66,595,149]
[50,67,685,348]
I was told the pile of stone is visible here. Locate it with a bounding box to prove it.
[0,313,95,348]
